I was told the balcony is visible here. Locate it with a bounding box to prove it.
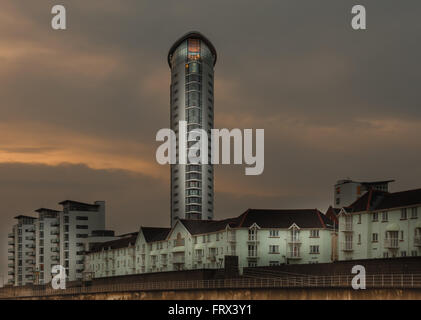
[26,227,35,233]
[50,229,60,236]
[25,236,35,241]
[172,255,185,264]
[414,235,421,247]
[208,253,216,262]
[25,259,35,265]
[51,255,60,261]
[341,241,353,251]
[227,233,236,242]
[8,240,14,246]
[25,251,35,257]
[247,252,258,259]
[341,222,353,232]
[384,238,399,249]
[26,244,35,249]
[8,248,14,253]
[8,271,14,275]
[8,232,14,238]
[8,256,15,261]
[174,239,185,247]
[51,247,59,252]
[76,260,84,265]
[287,251,301,259]
[288,237,301,244]
[51,238,59,244]
[8,263,14,268]
[51,222,59,227]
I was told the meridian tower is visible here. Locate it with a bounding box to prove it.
[167,31,217,226]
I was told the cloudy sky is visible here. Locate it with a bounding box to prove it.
[1,0,420,281]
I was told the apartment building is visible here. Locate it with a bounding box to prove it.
[58,200,106,281]
[86,209,335,278]
[85,233,138,278]
[7,200,113,286]
[338,188,421,260]
[34,208,60,285]
[8,215,37,286]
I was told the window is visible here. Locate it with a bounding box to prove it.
[310,230,319,238]
[76,216,88,221]
[358,214,361,224]
[269,245,279,254]
[382,211,388,222]
[76,225,88,229]
[411,207,418,219]
[401,208,407,220]
[401,251,406,257]
[248,228,257,241]
[372,212,378,222]
[372,233,378,242]
[310,245,319,254]
[269,230,279,237]
[358,234,361,244]
[400,230,404,241]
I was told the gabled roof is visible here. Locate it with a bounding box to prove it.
[179,208,334,235]
[238,209,332,229]
[140,227,171,242]
[89,233,138,253]
[345,188,421,213]
[180,217,240,235]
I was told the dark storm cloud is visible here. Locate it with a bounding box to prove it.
[1,0,421,279]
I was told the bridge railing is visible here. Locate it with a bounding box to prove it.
[1,273,421,299]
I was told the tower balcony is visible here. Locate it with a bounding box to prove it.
[8,240,14,246]
[8,248,14,253]
[8,232,15,238]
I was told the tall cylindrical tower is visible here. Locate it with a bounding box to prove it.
[168,31,217,226]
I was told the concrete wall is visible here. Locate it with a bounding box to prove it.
[14,288,421,300]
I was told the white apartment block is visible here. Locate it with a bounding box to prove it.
[58,200,106,282]
[338,188,421,260]
[86,209,335,278]
[7,200,113,286]
[8,216,37,286]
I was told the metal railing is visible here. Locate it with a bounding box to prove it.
[1,273,421,299]
[384,238,399,249]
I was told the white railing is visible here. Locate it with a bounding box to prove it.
[384,238,399,249]
[1,274,421,299]
[340,222,353,232]
[414,236,421,247]
[341,241,353,251]
[172,255,185,264]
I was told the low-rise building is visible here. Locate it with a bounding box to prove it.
[338,188,421,260]
[85,208,335,279]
